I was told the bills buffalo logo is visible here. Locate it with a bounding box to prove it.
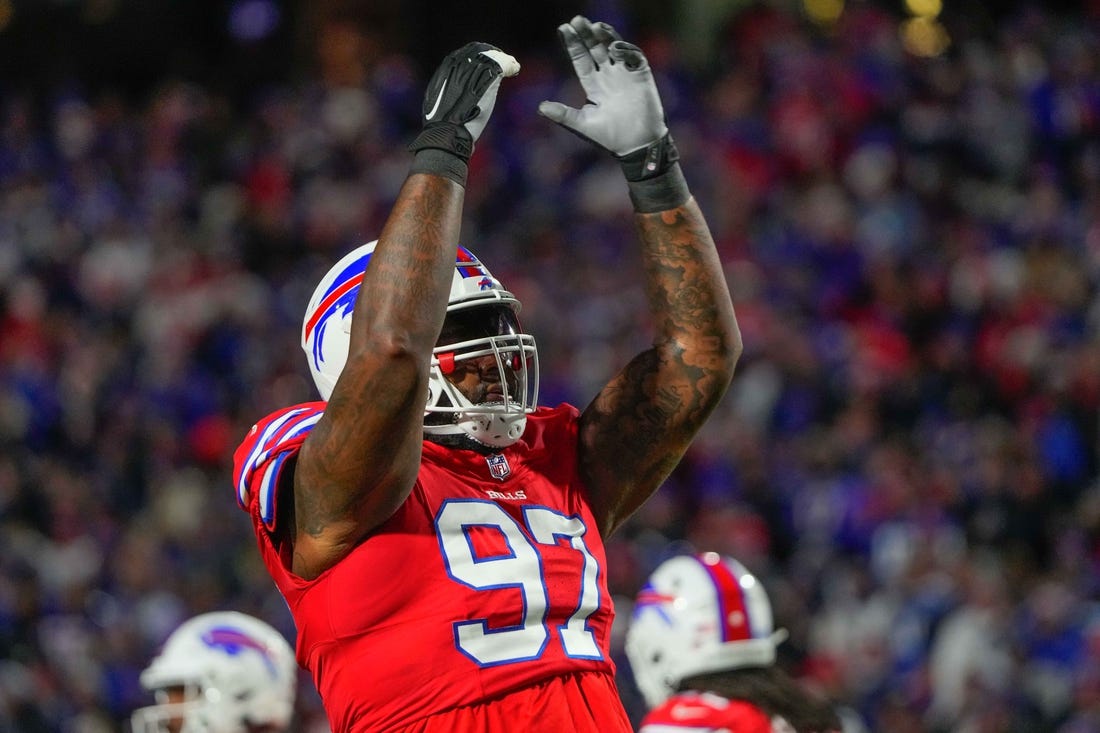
[202,626,277,677]
[633,585,680,625]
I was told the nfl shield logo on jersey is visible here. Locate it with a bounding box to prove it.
[486,453,511,481]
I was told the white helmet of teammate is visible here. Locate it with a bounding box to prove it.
[130,611,297,733]
[625,552,789,708]
[302,241,538,448]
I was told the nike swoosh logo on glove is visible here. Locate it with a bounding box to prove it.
[425,80,448,120]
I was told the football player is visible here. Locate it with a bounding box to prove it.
[131,611,297,733]
[626,553,843,733]
[234,16,739,733]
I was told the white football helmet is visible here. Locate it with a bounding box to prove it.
[130,611,297,733]
[625,552,789,708]
[302,241,539,448]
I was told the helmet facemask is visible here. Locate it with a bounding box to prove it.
[129,683,220,733]
[425,303,538,449]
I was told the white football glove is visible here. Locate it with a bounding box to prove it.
[538,16,668,161]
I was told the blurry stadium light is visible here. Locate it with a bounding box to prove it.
[228,0,280,42]
[901,16,950,57]
[904,0,943,18]
[0,0,13,32]
[803,0,845,25]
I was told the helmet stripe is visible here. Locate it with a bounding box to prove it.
[455,245,488,278]
[696,554,750,643]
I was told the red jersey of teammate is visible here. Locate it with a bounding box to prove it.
[234,401,630,733]
[640,691,788,733]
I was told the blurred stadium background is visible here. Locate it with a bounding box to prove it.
[1,0,1098,731]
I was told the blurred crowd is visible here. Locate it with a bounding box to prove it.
[1,2,1099,731]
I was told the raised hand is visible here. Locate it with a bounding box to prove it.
[409,42,520,162]
[538,16,676,181]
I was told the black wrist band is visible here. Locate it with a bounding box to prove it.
[618,132,680,182]
[409,149,468,186]
[408,125,474,160]
[627,162,690,213]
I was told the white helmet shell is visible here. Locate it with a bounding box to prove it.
[625,553,788,708]
[130,611,297,733]
[302,241,538,448]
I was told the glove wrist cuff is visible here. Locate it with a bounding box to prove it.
[409,124,474,159]
[617,132,680,182]
[409,149,469,187]
[627,162,690,213]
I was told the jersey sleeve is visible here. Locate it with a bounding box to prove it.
[232,402,326,531]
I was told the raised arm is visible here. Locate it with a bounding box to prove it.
[540,17,740,536]
[290,44,520,579]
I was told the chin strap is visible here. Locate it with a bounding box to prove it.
[423,429,494,454]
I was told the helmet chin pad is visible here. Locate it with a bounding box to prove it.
[424,408,528,449]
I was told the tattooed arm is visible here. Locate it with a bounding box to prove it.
[539,17,739,535]
[289,45,520,579]
[578,199,739,536]
[290,176,462,579]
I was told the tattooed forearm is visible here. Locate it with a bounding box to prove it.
[358,176,464,341]
[580,198,740,534]
[626,202,740,426]
[637,207,740,358]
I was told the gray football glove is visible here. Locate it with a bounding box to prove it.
[538,16,677,182]
[409,42,520,161]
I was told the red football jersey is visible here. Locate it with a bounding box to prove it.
[640,691,779,733]
[234,403,631,733]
